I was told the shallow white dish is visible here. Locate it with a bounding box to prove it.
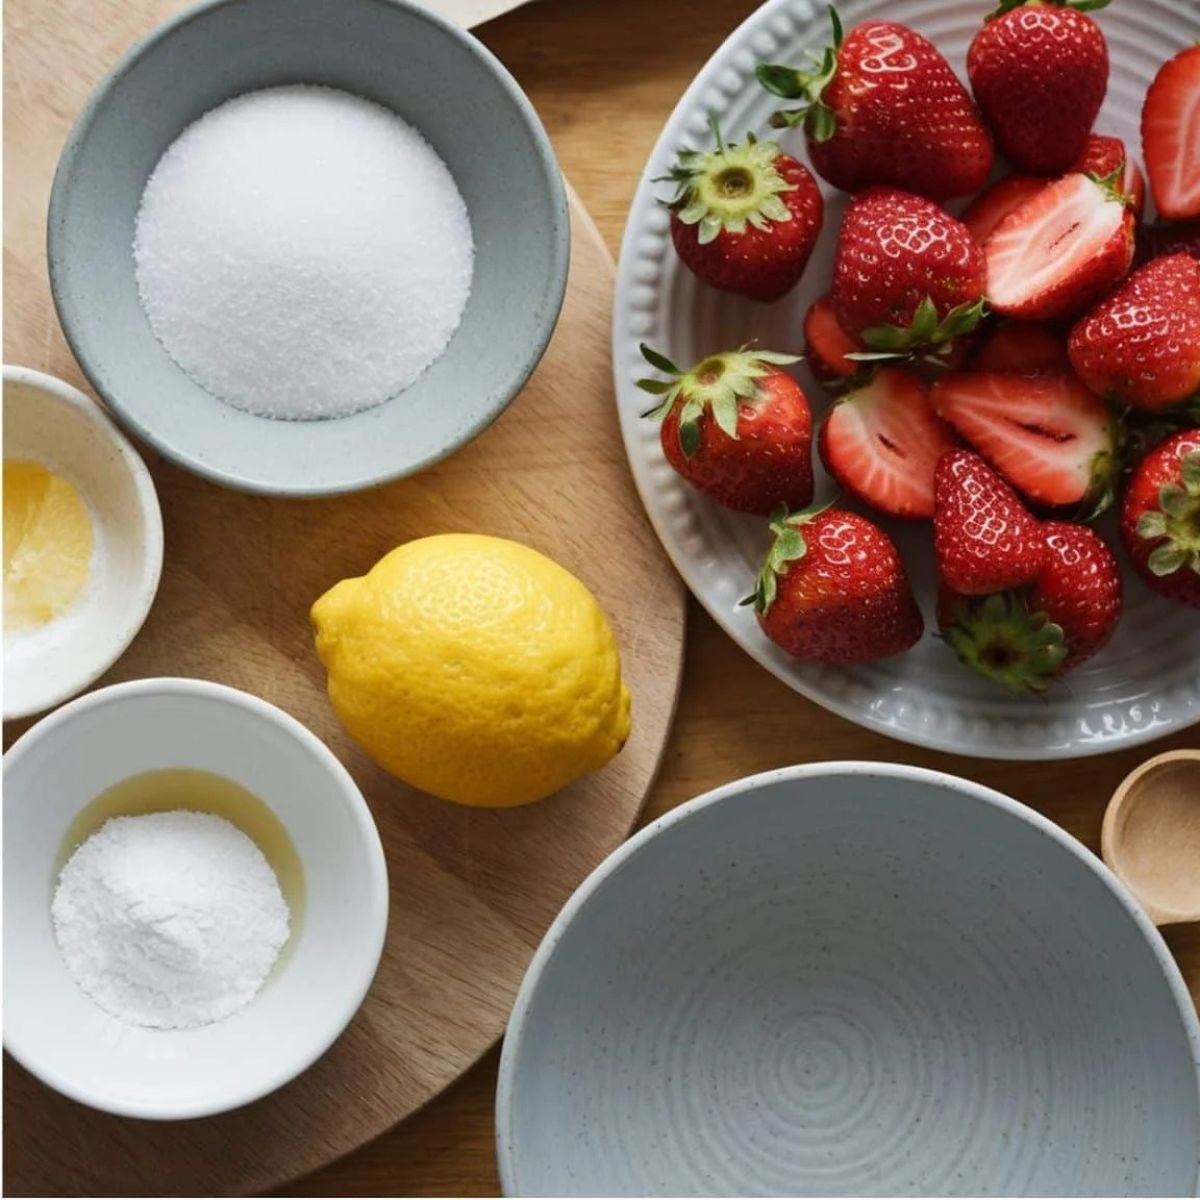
[611,0,1200,759]
[497,763,1200,1197]
[3,678,389,1119]
[3,365,164,720]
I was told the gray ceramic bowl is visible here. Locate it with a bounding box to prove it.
[48,0,568,496]
[497,763,1200,1197]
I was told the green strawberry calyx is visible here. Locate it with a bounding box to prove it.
[636,343,801,459]
[940,589,1068,693]
[1084,167,1138,210]
[846,296,988,364]
[755,5,843,141]
[1079,446,1118,522]
[1136,451,1200,578]
[742,500,834,616]
[986,0,1111,19]
[656,116,800,245]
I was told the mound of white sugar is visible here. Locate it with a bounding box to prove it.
[133,85,474,420]
[51,811,290,1029]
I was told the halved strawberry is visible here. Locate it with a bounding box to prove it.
[931,370,1115,513]
[961,174,1045,245]
[1142,45,1200,221]
[984,172,1135,320]
[1073,134,1145,216]
[969,322,1068,373]
[818,367,958,519]
[803,294,863,392]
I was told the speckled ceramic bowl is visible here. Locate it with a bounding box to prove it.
[498,763,1200,1197]
[48,0,568,496]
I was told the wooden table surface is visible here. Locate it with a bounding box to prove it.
[267,0,1199,1194]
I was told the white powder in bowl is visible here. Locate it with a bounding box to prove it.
[51,811,290,1029]
[133,85,474,420]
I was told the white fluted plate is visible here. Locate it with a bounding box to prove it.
[611,0,1200,759]
[497,763,1200,1196]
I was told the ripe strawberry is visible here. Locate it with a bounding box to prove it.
[961,174,1046,245]
[1138,219,1200,266]
[1119,431,1200,609]
[931,371,1116,512]
[756,10,992,201]
[1142,45,1200,221]
[967,0,1109,173]
[934,450,1046,594]
[984,172,1135,320]
[818,367,958,519]
[803,294,864,392]
[968,322,1068,373]
[1067,253,1200,411]
[638,344,812,515]
[1073,134,1145,215]
[747,504,923,663]
[962,138,1140,249]
[660,119,822,301]
[938,521,1122,690]
[832,188,986,358]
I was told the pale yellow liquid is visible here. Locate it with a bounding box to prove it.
[4,459,95,632]
[58,769,306,971]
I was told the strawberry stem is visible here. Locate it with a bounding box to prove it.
[742,499,835,614]
[1137,452,1200,577]
[755,5,841,141]
[852,296,987,361]
[637,347,802,457]
[940,590,1068,692]
[654,118,801,244]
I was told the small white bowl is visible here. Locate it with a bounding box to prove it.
[3,365,163,719]
[3,678,389,1119]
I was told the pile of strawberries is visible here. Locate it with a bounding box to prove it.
[640,0,1199,692]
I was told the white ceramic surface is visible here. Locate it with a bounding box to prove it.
[3,678,389,1119]
[497,763,1200,1197]
[2,366,163,719]
[611,0,1200,759]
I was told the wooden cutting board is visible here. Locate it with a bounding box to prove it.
[1,2,686,1193]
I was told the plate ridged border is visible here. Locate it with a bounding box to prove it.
[613,0,1200,760]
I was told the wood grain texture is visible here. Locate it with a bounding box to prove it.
[1,1,685,1193]
[279,0,1199,1194]
[5,0,1198,1195]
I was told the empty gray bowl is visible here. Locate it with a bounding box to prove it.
[497,763,1200,1197]
[48,0,568,496]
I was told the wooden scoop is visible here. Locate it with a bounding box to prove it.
[1102,749,1200,926]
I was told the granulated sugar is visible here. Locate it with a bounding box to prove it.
[51,811,290,1029]
[133,85,474,420]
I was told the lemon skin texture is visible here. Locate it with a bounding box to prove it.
[311,534,631,808]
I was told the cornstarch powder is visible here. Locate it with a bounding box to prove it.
[133,85,474,420]
[51,811,290,1029]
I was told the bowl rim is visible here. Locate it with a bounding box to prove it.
[495,760,1200,1196]
[2,676,391,1120]
[46,0,570,498]
[2,364,165,721]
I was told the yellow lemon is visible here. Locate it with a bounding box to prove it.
[4,460,94,632]
[311,534,631,808]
